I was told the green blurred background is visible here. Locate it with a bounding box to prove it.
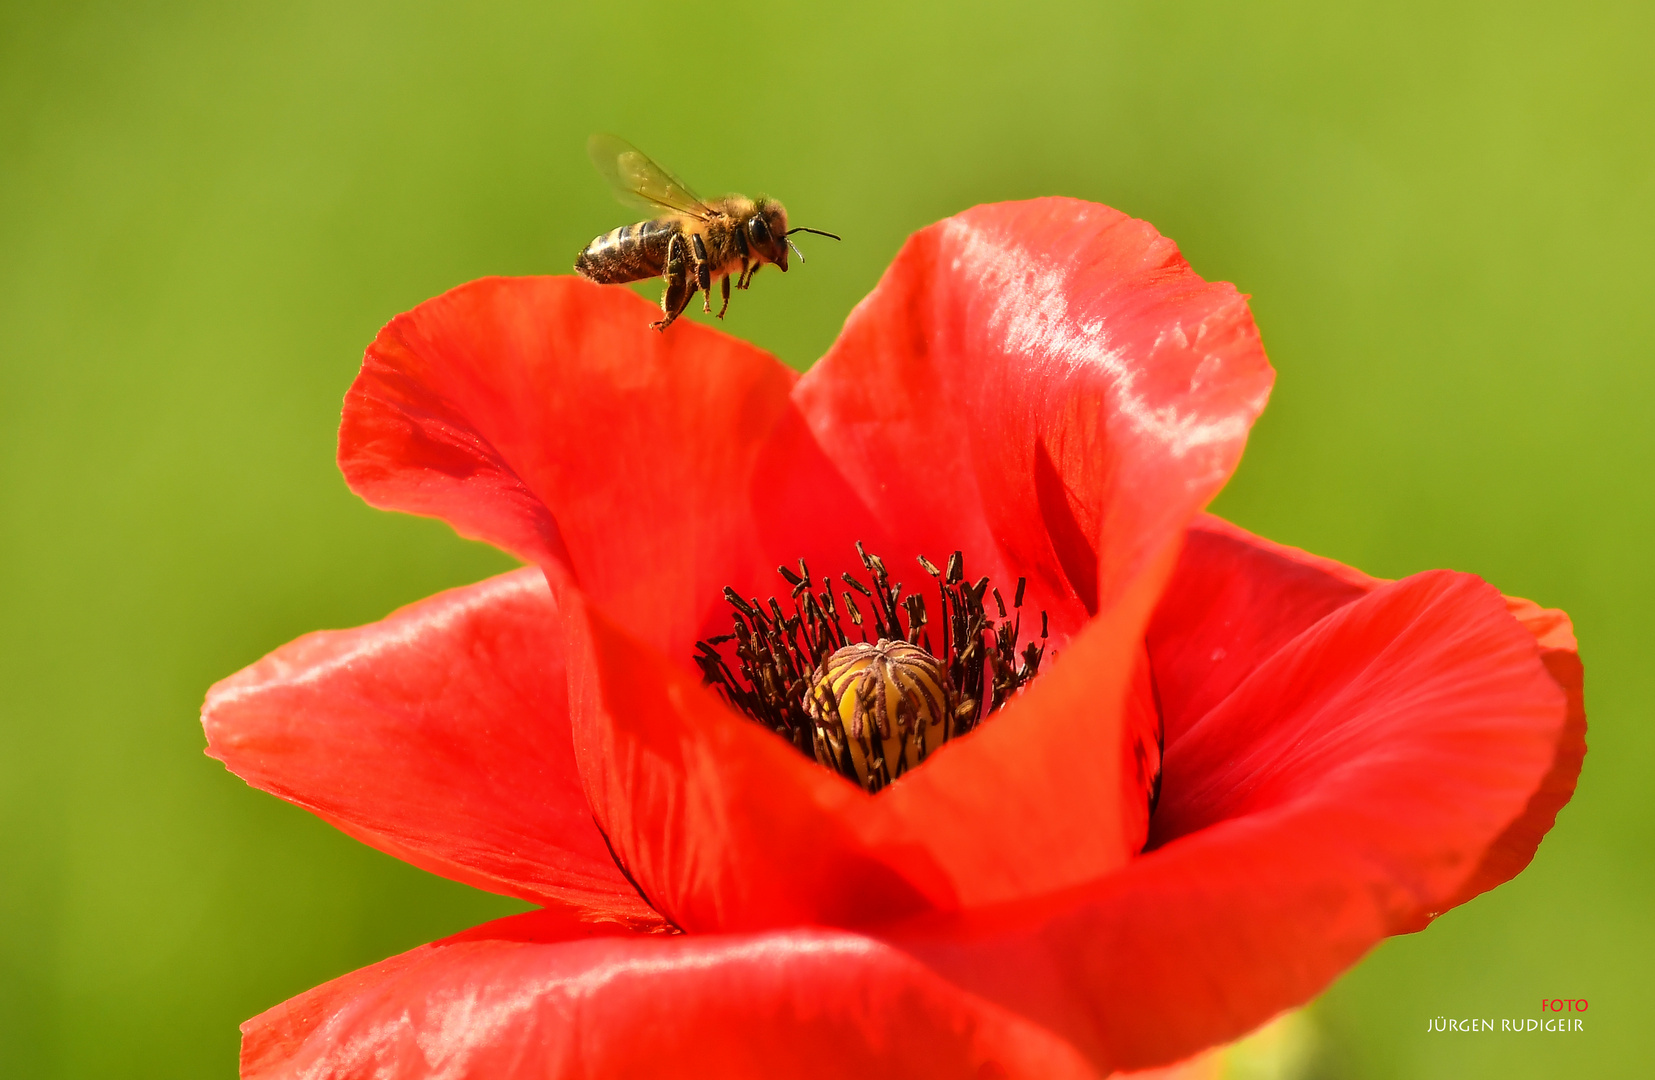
[2,1,1649,1075]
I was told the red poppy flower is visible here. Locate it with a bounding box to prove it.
[202,198,1584,1078]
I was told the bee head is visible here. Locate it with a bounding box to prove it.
[747,199,793,271]
[748,199,840,273]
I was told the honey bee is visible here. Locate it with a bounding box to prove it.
[575,134,840,331]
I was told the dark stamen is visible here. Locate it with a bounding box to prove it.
[694,544,1053,792]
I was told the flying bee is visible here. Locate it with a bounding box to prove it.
[575,134,840,331]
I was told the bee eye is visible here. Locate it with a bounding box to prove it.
[749,217,772,245]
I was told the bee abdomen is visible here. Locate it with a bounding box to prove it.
[575,219,673,284]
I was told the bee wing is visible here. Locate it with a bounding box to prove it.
[587,134,712,220]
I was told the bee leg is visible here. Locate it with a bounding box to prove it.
[716,273,731,319]
[655,270,694,331]
[653,235,694,331]
[692,235,713,313]
[736,259,751,289]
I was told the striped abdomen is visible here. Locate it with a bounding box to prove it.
[575,218,679,284]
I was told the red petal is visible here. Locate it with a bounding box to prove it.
[901,565,1572,1071]
[1119,643,1163,855]
[1147,516,1584,892]
[1449,595,1586,905]
[202,568,661,927]
[795,199,1274,640]
[338,276,803,656]
[241,911,1098,1080]
[1147,514,1380,747]
[1149,569,1562,847]
[560,542,1178,933]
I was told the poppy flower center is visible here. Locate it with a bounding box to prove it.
[693,544,1049,792]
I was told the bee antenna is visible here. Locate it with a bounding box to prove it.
[785,227,842,240]
[787,238,805,263]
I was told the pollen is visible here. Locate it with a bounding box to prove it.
[693,543,1049,793]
